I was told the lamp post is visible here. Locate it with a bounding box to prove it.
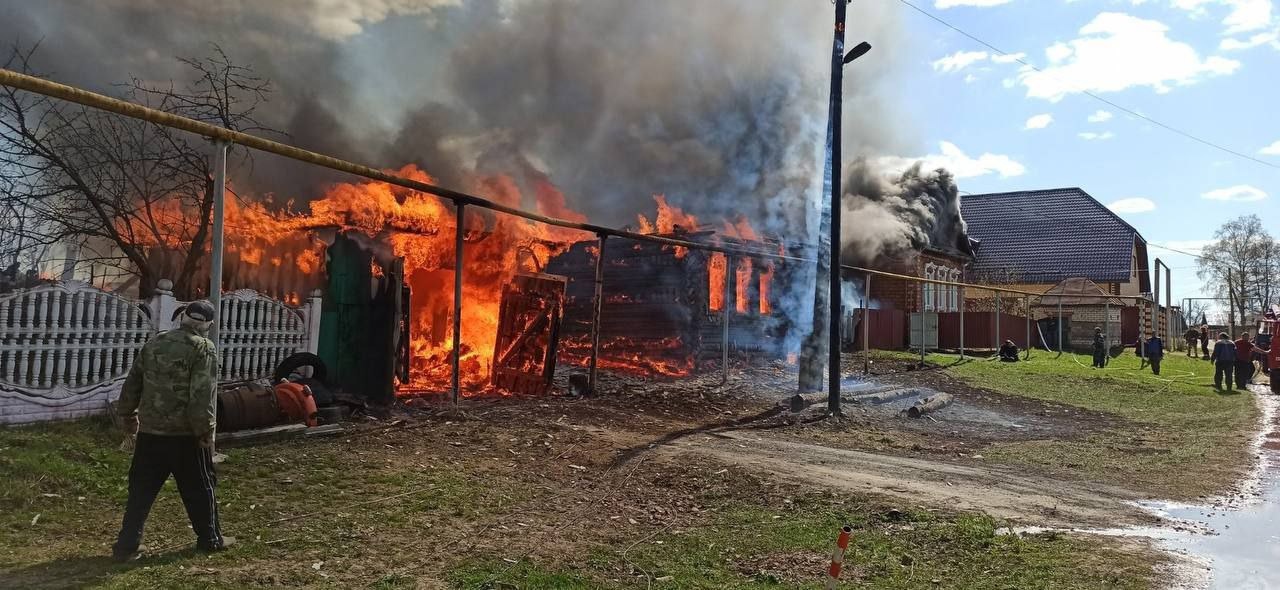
[826,0,872,417]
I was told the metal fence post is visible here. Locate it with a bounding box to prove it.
[207,139,228,458]
[1025,295,1031,360]
[451,203,465,405]
[1057,297,1063,356]
[722,255,732,384]
[209,139,229,348]
[588,234,606,394]
[995,291,1001,352]
[919,282,925,364]
[863,273,870,374]
[959,285,965,359]
[1105,300,1111,365]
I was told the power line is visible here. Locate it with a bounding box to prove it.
[895,0,1280,172]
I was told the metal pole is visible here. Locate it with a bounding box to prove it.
[1167,266,1172,350]
[588,234,606,394]
[1153,258,1161,340]
[1025,295,1031,360]
[451,203,465,405]
[863,273,870,374]
[208,139,228,459]
[1105,300,1111,365]
[1057,296,1063,355]
[827,0,848,417]
[959,286,965,359]
[209,139,228,347]
[1229,269,1237,338]
[723,255,732,384]
[919,282,926,365]
[995,291,1001,352]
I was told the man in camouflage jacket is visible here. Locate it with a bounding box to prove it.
[112,301,229,561]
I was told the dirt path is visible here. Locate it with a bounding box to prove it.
[653,429,1151,528]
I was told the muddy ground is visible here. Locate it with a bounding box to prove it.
[408,355,1154,529]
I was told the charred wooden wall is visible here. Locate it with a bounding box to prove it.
[545,236,792,363]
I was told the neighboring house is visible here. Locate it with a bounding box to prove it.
[962,188,1173,345]
[961,188,1151,297]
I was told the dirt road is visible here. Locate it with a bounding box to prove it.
[654,429,1151,528]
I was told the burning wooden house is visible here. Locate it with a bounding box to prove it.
[547,229,795,375]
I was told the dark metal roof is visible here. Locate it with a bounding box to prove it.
[961,188,1144,284]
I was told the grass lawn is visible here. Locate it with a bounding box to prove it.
[1,408,1163,589]
[914,350,1260,500]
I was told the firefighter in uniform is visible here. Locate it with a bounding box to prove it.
[112,301,230,561]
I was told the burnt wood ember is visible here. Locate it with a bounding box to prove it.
[491,273,567,395]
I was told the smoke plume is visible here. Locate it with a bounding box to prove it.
[839,160,970,266]
[1,0,974,351]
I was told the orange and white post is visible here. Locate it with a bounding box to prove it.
[826,525,852,589]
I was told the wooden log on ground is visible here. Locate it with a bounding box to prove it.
[906,393,954,418]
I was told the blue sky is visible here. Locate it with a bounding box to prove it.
[875,0,1278,313]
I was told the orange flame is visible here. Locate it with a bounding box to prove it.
[759,262,774,315]
[708,253,727,312]
[735,257,752,313]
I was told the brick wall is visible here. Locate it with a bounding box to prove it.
[869,251,967,313]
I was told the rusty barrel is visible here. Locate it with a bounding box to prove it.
[217,383,280,432]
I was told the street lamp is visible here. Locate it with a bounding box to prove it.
[827,0,871,417]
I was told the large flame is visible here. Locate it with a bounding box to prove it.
[144,168,779,394]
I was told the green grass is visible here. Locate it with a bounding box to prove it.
[916,351,1259,499]
[0,418,533,589]
[450,494,1156,589]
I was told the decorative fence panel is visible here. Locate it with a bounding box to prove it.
[0,280,322,425]
[211,290,320,383]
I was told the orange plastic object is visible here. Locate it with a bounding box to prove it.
[274,381,318,427]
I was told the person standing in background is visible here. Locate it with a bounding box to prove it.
[1092,327,1107,368]
[1234,333,1256,389]
[1144,334,1165,376]
[1184,327,1200,358]
[1212,332,1237,391]
[1201,325,1211,360]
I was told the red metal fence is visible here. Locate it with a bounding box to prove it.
[937,311,1031,350]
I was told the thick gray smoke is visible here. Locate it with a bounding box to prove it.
[838,160,970,267]
[0,0,912,235]
[1,0,964,352]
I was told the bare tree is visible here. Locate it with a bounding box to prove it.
[1197,215,1275,327]
[0,43,274,297]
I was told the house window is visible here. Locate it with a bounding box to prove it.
[949,270,961,311]
[923,263,936,311]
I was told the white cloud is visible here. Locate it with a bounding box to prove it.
[932,50,990,73]
[1201,184,1268,201]
[1088,109,1114,122]
[1155,239,1214,254]
[1078,131,1116,140]
[1024,114,1054,129]
[1260,140,1280,155]
[1173,0,1273,35]
[876,141,1026,179]
[935,0,1014,8]
[1220,30,1280,50]
[991,52,1027,64]
[1019,13,1241,101]
[1106,197,1157,213]
[963,73,979,83]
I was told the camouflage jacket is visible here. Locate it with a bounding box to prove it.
[117,326,219,437]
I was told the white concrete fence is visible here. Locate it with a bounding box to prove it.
[0,279,321,425]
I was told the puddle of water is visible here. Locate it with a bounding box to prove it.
[1146,389,1280,589]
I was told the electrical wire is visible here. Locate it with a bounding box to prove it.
[894,0,1280,172]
